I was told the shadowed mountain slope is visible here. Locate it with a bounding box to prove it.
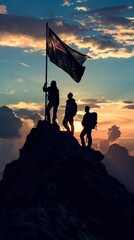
[0,120,134,240]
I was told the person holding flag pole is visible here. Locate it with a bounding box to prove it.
[43,22,60,123]
[43,80,59,124]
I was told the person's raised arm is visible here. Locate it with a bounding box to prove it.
[42,83,48,92]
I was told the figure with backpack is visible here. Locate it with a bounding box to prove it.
[43,80,59,124]
[62,92,77,135]
[80,106,97,149]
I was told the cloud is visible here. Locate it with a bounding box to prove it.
[78,104,100,111]
[62,1,73,7]
[123,105,134,110]
[72,5,134,58]
[75,6,89,11]
[82,35,118,51]
[16,78,24,83]
[103,143,134,193]
[107,125,121,142]
[0,14,46,51]
[0,14,45,38]
[79,98,111,104]
[0,5,7,14]
[71,98,134,139]
[0,106,22,138]
[29,112,43,125]
[3,98,134,142]
[78,98,112,110]
[92,5,134,16]
[0,16,83,52]
[77,0,88,2]
[118,139,134,156]
[130,150,134,157]
[19,62,29,68]
[98,139,110,154]
[7,102,44,125]
[73,5,134,17]
[98,124,121,153]
[14,109,36,118]
[0,89,16,95]
[0,105,41,170]
[121,101,134,110]
[8,101,43,111]
[123,101,134,104]
[0,118,34,171]
[0,4,134,59]
[98,16,132,29]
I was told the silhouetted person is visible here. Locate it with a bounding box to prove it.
[43,80,59,123]
[62,92,77,135]
[80,106,92,148]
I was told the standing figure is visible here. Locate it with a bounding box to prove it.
[62,92,77,135]
[80,106,92,148]
[43,80,59,123]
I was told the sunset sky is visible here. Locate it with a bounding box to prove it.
[0,0,134,171]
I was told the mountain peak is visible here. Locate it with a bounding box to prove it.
[0,120,134,240]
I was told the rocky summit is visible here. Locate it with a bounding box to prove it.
[0,120,134,240]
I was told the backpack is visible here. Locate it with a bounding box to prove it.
[90,112,98,129]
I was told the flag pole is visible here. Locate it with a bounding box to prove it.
[44,21,48,120]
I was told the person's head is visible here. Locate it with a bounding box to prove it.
[67,92,73,99]
[51,80,57,87]
[85,105,90,113]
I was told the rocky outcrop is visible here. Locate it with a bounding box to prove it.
[0,120,134,240]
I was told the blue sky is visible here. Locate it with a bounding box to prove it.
[0,0,134,105]
[0,0,134,171]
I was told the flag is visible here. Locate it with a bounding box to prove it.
[47,26,90,83]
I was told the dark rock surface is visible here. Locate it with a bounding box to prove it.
[0,120,134,240]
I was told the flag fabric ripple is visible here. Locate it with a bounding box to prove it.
[47,27,90,83]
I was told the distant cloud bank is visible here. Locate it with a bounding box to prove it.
[0,106,22,138]
[104,143,134,193]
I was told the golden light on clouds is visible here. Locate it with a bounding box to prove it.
[75,6,89,11]
[75,100,134,140]
[0,14,133,59]
[8,101,43,111]
[0,33,45,51]
[74,120,82,133]
[6,99,134,140]
[90,48,134,59]
[56,21,64,27]
[0,3,133,60]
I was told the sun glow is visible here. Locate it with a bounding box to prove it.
[74,120,82,133]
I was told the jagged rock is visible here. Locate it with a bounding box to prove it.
[0,120,134,240]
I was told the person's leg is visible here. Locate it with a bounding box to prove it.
[87,129,92,148]
[69,118,74,135]
[46,102,52,123]
[53,105,58,123]
[80,129,86,147]
[62,117,70,132]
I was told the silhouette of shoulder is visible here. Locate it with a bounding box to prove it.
[66,98,77,116]
[82,112,91,127]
